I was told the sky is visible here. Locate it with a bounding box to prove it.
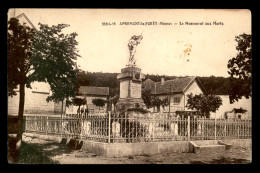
[8,9,251,77]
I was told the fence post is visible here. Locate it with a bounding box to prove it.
[46,116,48,136]
[108,111,111,144]
[152,113,154,141]
[224,119,226,139]
[54,118,57,134]
[215,113,217,140]
[60,115,63,138]
[187,116,190,141]
[238,119,240,138]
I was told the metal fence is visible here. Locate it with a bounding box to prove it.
[24,112,251,143]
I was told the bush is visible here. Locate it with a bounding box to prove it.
[127,107,149,114]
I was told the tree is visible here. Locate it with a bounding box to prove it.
[151,96,161,111]
[8,18,35,163]
[8,18,80,162]
[109,95,119,111]
[92,98,106,112]
[73,97,86,112]
[29,23,80,106]
[227,33,252,103]
[186,93,222,118]
[160,97,169,110]
[142,87,169,111]
[142,87,153,109]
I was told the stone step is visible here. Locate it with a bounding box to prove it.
[189,140,232,154]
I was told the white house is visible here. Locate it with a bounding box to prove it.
[142,76,206,113]
[143,77,251,119]
[209,95,251,119]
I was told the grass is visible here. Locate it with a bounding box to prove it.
[18,141,59,164]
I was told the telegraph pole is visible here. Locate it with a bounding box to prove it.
[167,84,174,115]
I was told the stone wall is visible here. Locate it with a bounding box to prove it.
[23,132,251,158]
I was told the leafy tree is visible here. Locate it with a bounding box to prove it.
[73,97,86,111]
[198,76,230,95]
[29,23,80,106]
[141,87,153,109]
[227,33,252,103]
[8,18,35,163]
[151,96,162,111]
[92,98,106,112]
[186,93,222,118]
[160,97,169,110]
[110,95,119,111]
[8,18,80,162]
[142,87,169,111]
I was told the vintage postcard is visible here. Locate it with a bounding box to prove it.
[7,9,251,164]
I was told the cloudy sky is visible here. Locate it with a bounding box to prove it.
[8,9,251,77]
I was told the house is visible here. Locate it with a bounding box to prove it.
[209,95,251,119]
[142,76,206,113]
[8,82,63,115]
[65,86,109,114]
[143,77,251,119]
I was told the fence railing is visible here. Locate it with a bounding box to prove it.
[24,112,251,143]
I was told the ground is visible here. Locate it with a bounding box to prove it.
[18,135,252,164]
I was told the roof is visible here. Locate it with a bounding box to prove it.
[143,76,206,95]
[78,86,109,96]
[16,13,36,29]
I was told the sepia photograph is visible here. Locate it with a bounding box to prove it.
[7,8,252,164]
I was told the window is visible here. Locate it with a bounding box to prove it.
[173,97,181,104]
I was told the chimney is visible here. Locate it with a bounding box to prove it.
[161,78,165,85]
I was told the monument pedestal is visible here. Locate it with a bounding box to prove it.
[115,66,146,112]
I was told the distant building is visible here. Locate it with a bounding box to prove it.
[66,86,109,114]
[143,77,251,119]
[209,95,251,119]
[142,76,206,113]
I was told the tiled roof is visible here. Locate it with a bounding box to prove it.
[155,76,196,94]
[78,86,109,96]
[143,76,205,95]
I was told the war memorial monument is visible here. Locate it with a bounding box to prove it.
[115,35,146,113]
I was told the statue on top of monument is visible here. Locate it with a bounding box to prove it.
[127,34,143,66]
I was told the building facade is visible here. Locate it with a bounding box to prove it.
[209,95,251,119]
[143,77,251,119]
[8,82,63,115]
[66,86,109,114]
[143,77,206,113]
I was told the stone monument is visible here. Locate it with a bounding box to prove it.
[115,35,146,112]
